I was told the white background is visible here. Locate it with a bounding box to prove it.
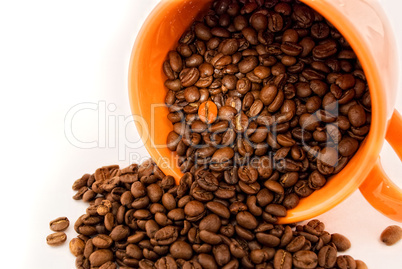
[0,0,401,268]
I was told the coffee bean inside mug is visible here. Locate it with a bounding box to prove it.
[164,0,371,218]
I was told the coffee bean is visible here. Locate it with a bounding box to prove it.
[293,250,318,269]
[180,68,200,87]
[348,104,367,127]
[264,180,284,195]
[110,225,130,241]
[236,211,258,229]
[72,174,90,191]
[239,56,258,73]
[212,244,231,266]
[265,204,287,217]
[99,261,117,269]
[92,234,113,248]
[281,42,303,56]
[199,213,221,233]
[318,245,337,267]
[220,39,240,55]
[46,232,67,246]
[313,39,338,59]
[170,240,193,259]
[206,201,230,219]
[211,147,235,163]
[154,226,179,245]
[125,244,143,260]
[89,249,113,267]
[283,193,300,209]
[168,51,183,73]
[273,249,292,269]
[199,230,222,244]
[69,238,85,257]
[195,23,212,41]
[256,233,280,247]
[49,217,70,232]
[229,239,247,258]
[336,255,356,269]
[286,235,306,252]
[380,225,402,246]
[331,233,351,251]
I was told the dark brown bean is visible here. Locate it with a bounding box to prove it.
[293,250,318,269]
[46,232,67,246]
[331,233,351,251]
[89,249,113,267]
[49,217,70,232]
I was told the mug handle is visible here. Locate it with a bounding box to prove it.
[359,110,402,222]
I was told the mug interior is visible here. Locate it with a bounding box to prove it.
[129,0,390,223]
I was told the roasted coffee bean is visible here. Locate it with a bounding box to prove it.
[318,245,337,268]
[211,147,235,163]
[73,174,90,191]
[92,234,113,249]
[110,225,130,241]
[69,238,85,257]
[264,180,284,195]
[99,261,117,269]
[89,249,113,267]
[380,225,402,246]
[212,244,231,266]
[154,226,179,245]
[236,211,258,229]
[286,235,306,252]
[336,255,357,269]
[161,193,176,211]
[293,250,318,269]
[348,104,367,127]
[313,39,338,59]
[199,214,221,233]
[256,233,280,247]
[206,201,230,219]
[265,204,287,217]
[331,233,351,251]
[283,193,300,209]
[273,249,292,269]
[170,240,193,260]
[168,51,183,73]
[46,232,67,246]
[199,229,222,244]
[50,217,70,232]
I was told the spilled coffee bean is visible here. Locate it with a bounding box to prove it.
[49,217,70,232]
[46,232,67,246]
[381,225,402,246]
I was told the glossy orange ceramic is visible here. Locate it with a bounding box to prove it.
[129,0,402,223]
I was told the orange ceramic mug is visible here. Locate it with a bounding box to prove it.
[128,0,402,223]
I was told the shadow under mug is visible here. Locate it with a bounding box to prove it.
[128,0,402,223]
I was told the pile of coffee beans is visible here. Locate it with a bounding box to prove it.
[67,160,367,269]
[164,0,372,217]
